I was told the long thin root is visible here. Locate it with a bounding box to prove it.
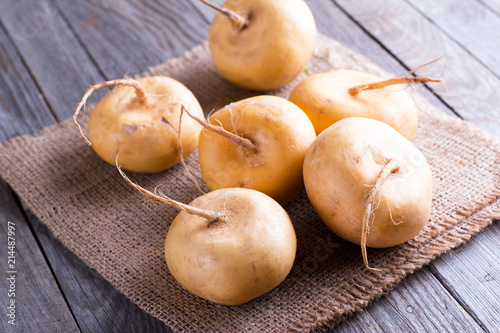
[350,57,444,94]
[198,0,247,30]
[73,79,150,146]
[349,76,442,94]
[178,105,206,195]
[116,152,222,223]
[362,159,401,272]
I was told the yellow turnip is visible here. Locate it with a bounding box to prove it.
[303,117,433,270]
[73,77,204,173]
[201,0,317,91]
[117,163,296,305]
[289,69,442,140]
[185,95,316,205]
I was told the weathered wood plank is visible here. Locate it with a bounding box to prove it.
[27,211,172,333]
[57,0,211,79]
[429,222,500,332]
[1,1,176,331]
[332,267,483,332]
[0,25,56,141]
[478,0,500,16]
[0,21,80,333]
[333,0,500,135]
[407,0,500,78]
[0,0,104,120]
[0,180,80,333]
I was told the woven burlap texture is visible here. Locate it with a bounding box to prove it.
[0,35,499,332]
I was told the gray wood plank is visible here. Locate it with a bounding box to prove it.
[334,0,500,135]
[0,24,56,141]
[1,1,176,331]
[429,222,500,332]
[27,211,172,333]
[0,180,80,333]
[332,268,483,333]
[0,0,104,120]
[478,0,500,16]
[56,0,211,79]
[407,0,500,78]
[0,21,79,333]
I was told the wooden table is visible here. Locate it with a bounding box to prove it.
[1,0,499,331]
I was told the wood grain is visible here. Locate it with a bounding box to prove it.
[0,181,80,333]
[0,1,174,331]
[0,0,104,120]
[0,26,56,141]
[429,222,500,332]
[57,0,211,79]
[334,0,500,135]
[0,24,79,333]
[27,211,172,333]
[407,0,500,77]
[306,0,455,117]
[332,267,483,332]
[478,0,500,16]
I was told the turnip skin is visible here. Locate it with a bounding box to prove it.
[289,69,419,140]
[208,0,317,91]
[86,76,204,173]
[303,117,433,249]
[198,95,316,205]
[164,187,296,305]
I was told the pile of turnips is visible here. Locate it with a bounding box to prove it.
[73,0,442,305]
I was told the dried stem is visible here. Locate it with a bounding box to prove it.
[199,0,247,30]
[181,105,255,150]
[73,79,150,146]
[116,154,222,223]
[177,105,206,195]
[350,57,445,94]
[361,159,401,272]
[349,76,442,94]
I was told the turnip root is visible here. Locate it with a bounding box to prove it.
[117,161,296,305]
[303,117,433,270]
[73,77,204,173]
[191,95,316,205]
[289,69,442,140]
[201,0,317,91]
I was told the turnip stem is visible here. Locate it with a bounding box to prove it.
[181,105,256,150]
[349,76,442,95]
[116,155,223,223]
[177,105,206,195]
[73,79,150,146]
[361,159,400,272]
[199,0,247,30]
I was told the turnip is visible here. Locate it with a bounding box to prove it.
[117,161,296,305]
[200,0,317,91]
[289,69,442,140]
[73,77,204,173]
[303,117,433,270]
[184,95,316,205]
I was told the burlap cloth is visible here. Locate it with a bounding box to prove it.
[1,35,499,332]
